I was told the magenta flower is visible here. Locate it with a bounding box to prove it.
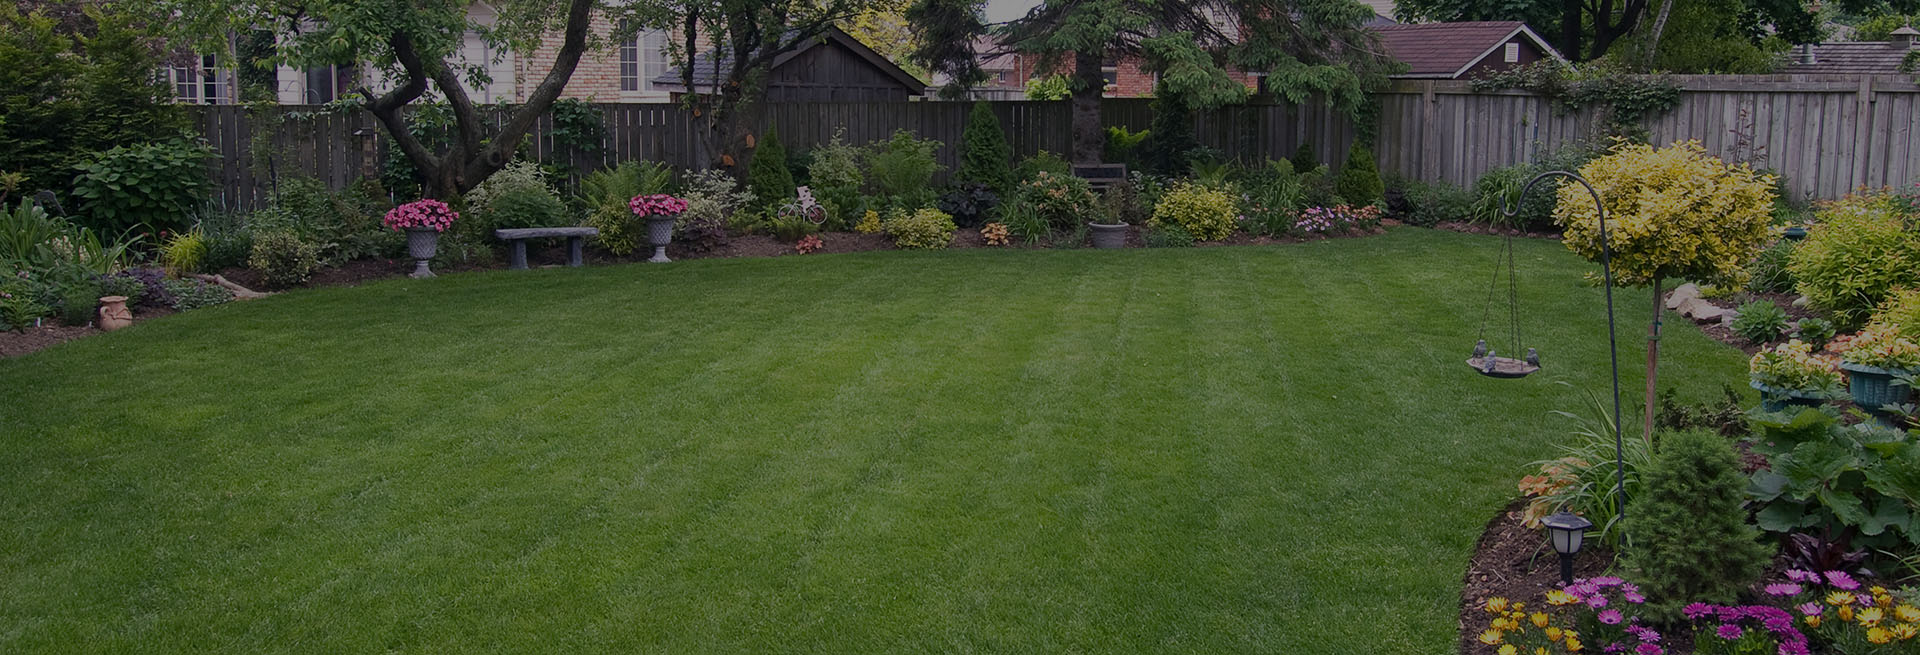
[1635,645,1664,655]
[1778,642,1811,655]
[1587,593,1610,608]
[1785,570,1819,583]
[1624,591,1646,603]
[1683,603,1715,620]
[1823,570,1859,590]
[628,194,690,218]
[1765,583,1802,597]
[1796,602,1822,616]
[1858,593,1876,607]
[1628,626,1662,643]
[383,199,458,232]
[1717,624,1744,640]
[1592,576,1624,587]
[1599,608,1624,624]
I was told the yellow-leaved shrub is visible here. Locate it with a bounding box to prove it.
[1556,140,1775,288]
[1788,192,1920,327]
[1150,182,1237,241]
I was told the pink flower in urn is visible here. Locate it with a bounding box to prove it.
[629,194,689,218]
[383,199,458,232]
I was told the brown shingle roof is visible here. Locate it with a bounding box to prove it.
[1778,42,1918,75]
[1374,21,1550,78]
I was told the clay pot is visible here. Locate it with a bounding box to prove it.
[98,295,132,331]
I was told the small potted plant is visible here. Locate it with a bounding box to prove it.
[1750,339,1844,412]
[1838,323,1920,415]
[383,199,458,278]
[631,193,689,263]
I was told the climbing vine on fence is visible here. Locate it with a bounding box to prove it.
[1470,61,1681,140]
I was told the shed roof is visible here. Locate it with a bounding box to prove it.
[1374,21,1563,79]
[653,26,926,93]
[1779,41,1919,75]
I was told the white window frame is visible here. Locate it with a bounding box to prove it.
[620,29,670,96]
[171,54,228,104]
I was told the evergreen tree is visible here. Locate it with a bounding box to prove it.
[1290,142,1318,172]
[1625,430,1773,620]
[748,127,795,210]
[1143,93,1196,176]
[956,102,1014,194]
[1335,144,1384,207]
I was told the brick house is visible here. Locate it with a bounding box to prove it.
[651,26,926,102]
[1779,25,1919,74]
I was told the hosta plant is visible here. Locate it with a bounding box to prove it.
[1732,300,1791,343]
[1750,340,1844,393]
[1796,318,1838,350]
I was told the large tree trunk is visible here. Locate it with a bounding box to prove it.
[1560,0,1584,61]
[1069,50,1105,165]
[1642,0,1679,68]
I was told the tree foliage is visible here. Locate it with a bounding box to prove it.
[1396,0,1826,63]
[956,102,1014,195]
[1556,140,1775,288]
[910,0,1395,163]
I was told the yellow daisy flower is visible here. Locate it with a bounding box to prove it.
[1806,615,1822,628]
[1868,627,1894,644]
[1498,645,1517,655]
[1859,607,1886,627]
[1485,597,1510,614]
[1892,623,1919,640]
[1479,629,1504,645]
[1896,605,1920,623]
[1829,591,1857,606]
[1841,606,1856,622]
[1530,612,1550,628]
[1545,626,1563,641]
[1565,636,1584,652]
[1535,648,1548,655]
[1545,590,1579,606]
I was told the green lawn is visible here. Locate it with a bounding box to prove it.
[0,228,1747,653]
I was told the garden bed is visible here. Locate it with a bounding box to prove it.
[1459,499,1618,655]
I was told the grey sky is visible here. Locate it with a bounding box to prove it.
[984,0,1041,23]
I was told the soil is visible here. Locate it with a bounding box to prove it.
[0,306,175,358]
[1683,289,1823,356]
[1459,499,1619,655]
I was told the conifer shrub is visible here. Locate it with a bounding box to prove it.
[957,103,1014,195]
[748,127,796,210]
[1623,429,1772,621]
[1334,144,1384,208]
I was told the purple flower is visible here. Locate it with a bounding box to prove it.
[1628,626,1662,643]
[1624,591,1646,603]
[1824,570,1859,590]
[1599,609,1624,624]
[1717,624,1744,640]
[1765,583,1802,596]
[1571,582,1600,596]
[1764,616,1795,633]
[1684,603,1716,620]
[1636,645,1664,655]
[1785,570,1819,583]
[1605,645,1626,654]
[1796,602,1822,616]
[1593,576,1624,587]
[1779,642,1811,655]
[1587,594,1610,608]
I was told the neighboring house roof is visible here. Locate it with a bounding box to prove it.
[653,26,925,92]
[1780,33,1919,74]
[1374,21,1563,79]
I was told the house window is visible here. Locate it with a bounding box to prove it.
[996,71,1009,85]
[303,64,355,104]
[1503,43,1521,63]
[620,29,669,93]
[171,54,225,104]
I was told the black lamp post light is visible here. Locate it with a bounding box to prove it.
[1473,171,1624,583]
[1541,511,1594,585]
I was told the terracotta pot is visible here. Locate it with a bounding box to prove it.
[98,295,132,331]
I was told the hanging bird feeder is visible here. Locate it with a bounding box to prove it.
[1467,231,1539,378]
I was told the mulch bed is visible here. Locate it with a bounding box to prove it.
[0,306,175,358]
[1459,499,1619,655]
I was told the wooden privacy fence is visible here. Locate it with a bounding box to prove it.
[194,74,1920,210]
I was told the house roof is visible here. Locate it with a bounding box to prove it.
[653,26,926,92]
[1779,40,1920,75]
[1374,21,1563,79]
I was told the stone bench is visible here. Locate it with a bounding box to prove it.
[1072,163,1129,193]
[494,227,600,269]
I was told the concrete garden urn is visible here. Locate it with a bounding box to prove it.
[97,295,131,331]
[1088,222,1127,249]
[405,227,439,278]
[647,215,678,263]
[1750,380,1828,413]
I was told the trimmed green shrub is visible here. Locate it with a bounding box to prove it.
[1144,223,1194,248]
[1746,239,1796,293]
[70,140,214,236]
[748,127,795,210]
[957,103,1014,195]
[247,230,321,289]
[1290,142,1316,172]
[1731,300,1789,343]
[1625,429,1772,620]
[1787,193,1920,327]
[1334,145,1383,208]
[807,131,864,230]
[1398,180,1473,227]
[56,278,99,326]
[881,208,956,250]
[1150,181,1237,241]
[1013,171,1098,233]
[865,129,943,212]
